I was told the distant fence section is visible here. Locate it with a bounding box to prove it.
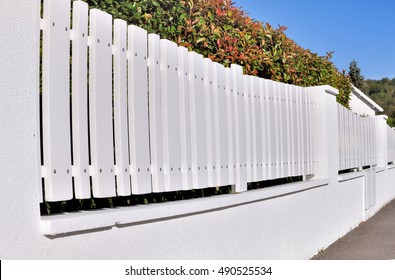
[40,0,317,203]
[388,126,395,164]
[337,104,377,171]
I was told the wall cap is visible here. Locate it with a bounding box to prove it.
[309,85,339,96]
[41,179,329,236]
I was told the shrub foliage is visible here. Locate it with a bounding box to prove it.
[85,0,351,105]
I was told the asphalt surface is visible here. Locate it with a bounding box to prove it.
[311,199,395,260]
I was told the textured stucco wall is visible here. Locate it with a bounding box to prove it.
[0,180,365,260]
[0,0,42,259]
[374,168,395,215]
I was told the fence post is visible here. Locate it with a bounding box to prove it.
[375,115,388,168]
[309,85,339,180]
[0,1,41,258]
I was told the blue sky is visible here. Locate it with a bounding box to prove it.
[234,0,395,80]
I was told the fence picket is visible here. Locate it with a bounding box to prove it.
[189,52,209,189]
[253,76,262,181]
[113,19,131,196]
[289,85,297,176]
[148,34,165,193]
[128,25,152,194]
[231,65,247,192]
[178,46,193,190]
[42,0,73,201]
[302,88,308,175]
[225,68,236,184]
[71,0,90,199]
[307,89,313,174]
[203,58,216,188]
[287,85,293,177]
[89,9,116,197]
[272,82,280,178]
[278,83,285,178]
[259,79,268,180]
[160,39,183,191]
[243,75,252,182]
[281,84,288,177]
[214,63,231,186]
[263,79,274,179]
[311,90,318,173]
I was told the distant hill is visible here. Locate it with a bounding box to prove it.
[364,78,395,126]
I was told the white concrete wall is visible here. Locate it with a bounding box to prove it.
[349,92,376,116]
[1,170,391,260]
[372,167,395,216]
[0,0,43,260]
[1,1,395,260]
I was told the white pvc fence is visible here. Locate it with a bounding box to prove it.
[337,103,377,170]
[40,0,395,205]
[40,0,317,202]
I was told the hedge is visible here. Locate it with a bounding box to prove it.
[85,0,351,106]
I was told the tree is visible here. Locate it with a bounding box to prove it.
[348,60,365,91]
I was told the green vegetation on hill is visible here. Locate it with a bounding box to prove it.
[85,0,351,106]
[365,78,395,126]
[347,60,395,126]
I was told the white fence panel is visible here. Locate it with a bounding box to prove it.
[366,118,371,165]
[338,103,377,171]
[40,0,327,203]
[339,105,343,169]
[160,39,183,191]
[113,19,131,196]
[71,0,90,199]
[128,25,152,194]
[148,34,165,193]
[371,118,377,165]
[349,111,357,166]
[89,9,116,198]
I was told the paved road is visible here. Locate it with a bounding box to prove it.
[311,199,395,260]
